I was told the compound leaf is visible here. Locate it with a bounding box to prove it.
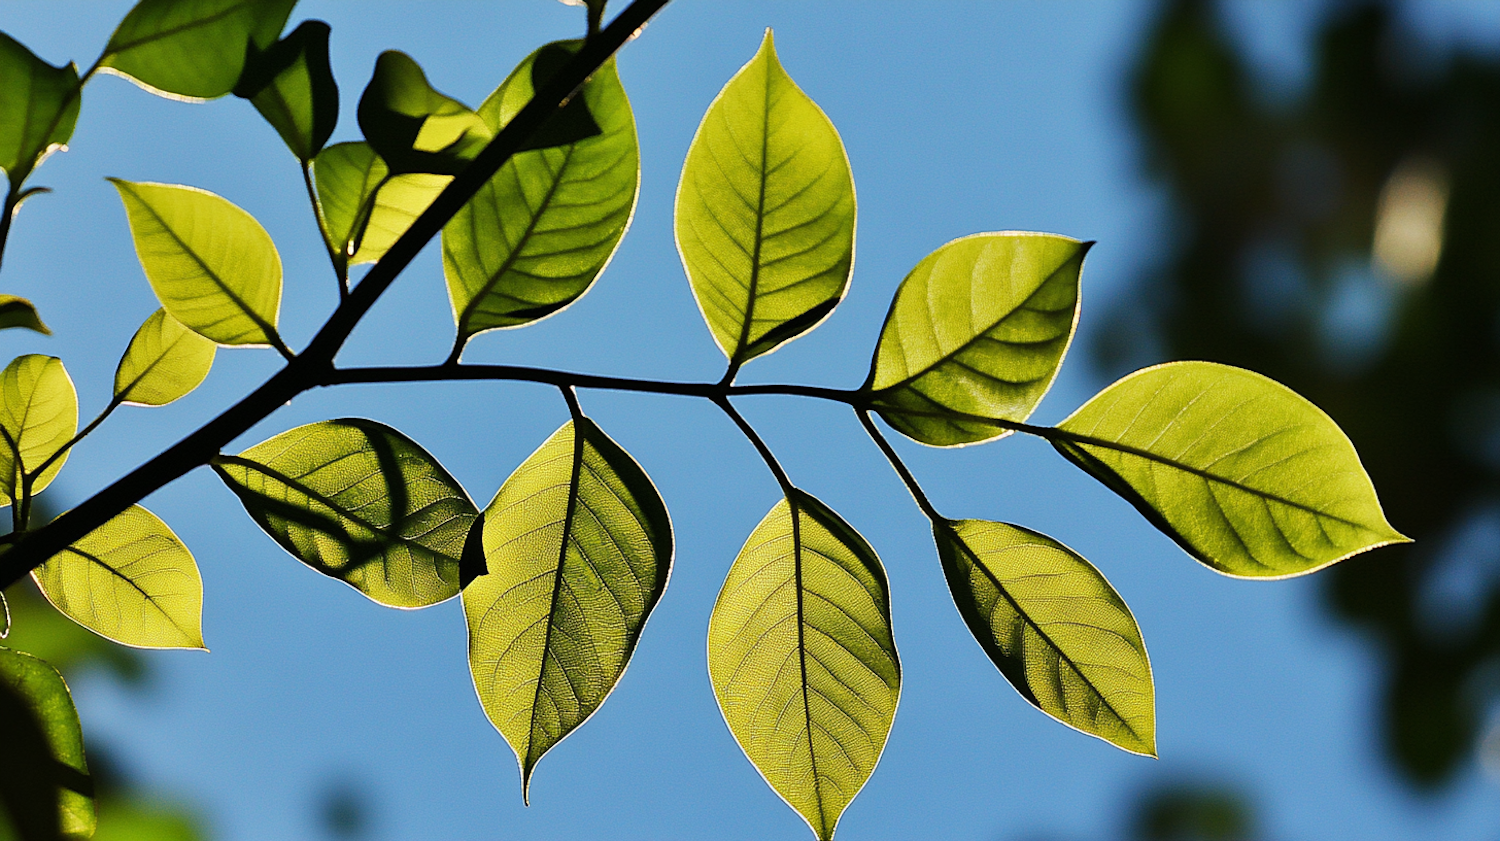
[707,490,899,841]
[464,417,671,802]
[0,32,80,189]
[357,50,490,176]
[234,19,337,162]
[934,519,1154,755]
[312,141,448,269]
[114,308,216,406]
[1055,361,1409,577]
[99,0,297,101]
[0,294,49,335]
[676,30,855,371]
[0,647,93,840]
[0,354,76,507]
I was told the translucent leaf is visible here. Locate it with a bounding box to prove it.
[1055,361,1410,577]
[98,0,297,101]
[114,308,216,406]
[0,647,93,840]
[464,418,671,801]
[357,50,490,176]
[0,294,50,335]
[110,179,284,348]
[934,519,1155,755]
[233,19,337,162]
[707,490,899,841]
[0,32,80,188]
[866,233,1088,447]
[312,141,448,268]
[0,354,76,507]
[443,40,637,343]
[676,30,855,370]
[32,504,205,649]
[213,418,476,608]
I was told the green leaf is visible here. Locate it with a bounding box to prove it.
[213,418,476,608]
[0,32,80,189]
[0,294,50,335]
[866,233,1089,447]
[0,354,76,508]
[934,519,1155,755]
[442,40,636,343]
[110,179,285,349]
[234,19,337,162]
[0,647,94,840]
[1054,361,1410,577]
[98,0,297,101]
[114,308,216,406]
[312,141,449,268]
[464,417,671,801]
[707,490,899,841]
[675,30,856,370]
[31,504,206,649]
[357,50,490,176]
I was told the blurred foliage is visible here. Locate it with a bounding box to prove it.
[1108,0,1500,786]
[1130,783,1256,841]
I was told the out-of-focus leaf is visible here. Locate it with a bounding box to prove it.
[312,141,448,269]
[234,19,337,161]
[0,646,93,840]
[0,32,80,188]
[98,0,296,100]
[0,354,76,507]
[114,308,216,406]
[357,50,490,176]
[0,295,50,335]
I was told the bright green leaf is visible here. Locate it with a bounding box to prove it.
[110,179,285,349]
[114,308,216,406]
[357,50,490,176]
[866,233,1088,447]
[234,19,337,162]
[443,40,637,344]
[0,647,94,840]
[32,504,206,649]
[0,294,50,335]
[464,417,671,801]
[0,354,77,508]
[707,490,899,841]
[1055,361,1410,577]
[676,30,856,371]
[934,519,1155,755]
[0,32,80,189]
[312,141,449,268]
[98,0,296,101]
[213,418,476,608]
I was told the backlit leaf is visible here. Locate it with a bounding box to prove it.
[32,504,205,649]
[0,647,93,840]
[0,354,76,507]
[213,418,476,608]
[357,50,490,176]
[99,0,297,101]
[0,294,50,335]
[867,233,1088,447]
[312,141,448,269]
[114,308,216,406]
[934,519,1155,755]
[707,490,899,841]
[0,32,80,188]
[676,30,856,370]
[464,417,671,801]
[1055,361,1409,577]
[234,19,337,162]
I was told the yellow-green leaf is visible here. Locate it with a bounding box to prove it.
[98,0,297,101]
[233,19,337,161]
[114,308,216,406]
[0,647,94,840]
[0,354,77,507]
[0,294,50,335]
[0,32,80,188]
[312,141,449,269]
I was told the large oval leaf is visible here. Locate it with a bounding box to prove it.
[0,354,77,507]
[114,308,217,406]
[99,0,297,100]
[1055,361,1409,577]
[31,504,205,649]
[234,19,338,162]
[866,233,1089,447]
[213,418,476,608]
[675,29,856,371]
[0,32,80,188]
[0,647,93,840]
[110,179,285,348]
[357,50,490,176]
[312,141,449,269]
[464,418,671,801]
[934,519,1154,755]
[443,40,638,344]
[707,490,899,841]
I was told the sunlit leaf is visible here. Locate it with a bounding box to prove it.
[213,418,476,608]
[443,40,636,343]
[866,233,1088,447]
[312,141,448,268]
[676,30,855,370]
[0,354,76,507]
[1055,361,1409,577]
[0,32,80,188]
[0,647,93,840]
[707,490,899,841]
[934,519,1155,755]
[32,504,205,649]
[234,19,337,162]
[464,417,671,801]
[114,308,216,406]
[0,294,50,335]
[110,179,285,348]
[357,50,490,176]
[98,0,297,100]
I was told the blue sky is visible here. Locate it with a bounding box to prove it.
[6,1,1500,839]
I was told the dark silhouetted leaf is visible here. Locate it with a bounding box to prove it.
[234,19,337,161]
[0,32,80,189]
[357,50,490,176]
[0,647,93,840]
[99,0,297,100]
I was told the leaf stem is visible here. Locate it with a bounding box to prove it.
[857,409,943,523]
[561,384,584,421]
[714,396,794,496]
[28,396,123,488]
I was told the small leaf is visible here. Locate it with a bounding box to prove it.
[866,233,1089,447]
[213,418,476,608]
[0,647,94,840]
[707,490,899,841]
[98,0,297,101]
[934,519,1155,756]
[1055,361,1409,577]
[114,308,216,406]
[312,141,449,268]
[464,417,671,801]
[0,32,81,188]
[234,19,338,162]
[31,504,205,649]
[110,179,285,348]
[676,30,856,370]
[443,40,637,343]
[0,354,77,507]
[0,294,50,334]
[357,50,490,176]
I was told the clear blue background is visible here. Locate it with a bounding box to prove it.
[5,1,1500,838]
